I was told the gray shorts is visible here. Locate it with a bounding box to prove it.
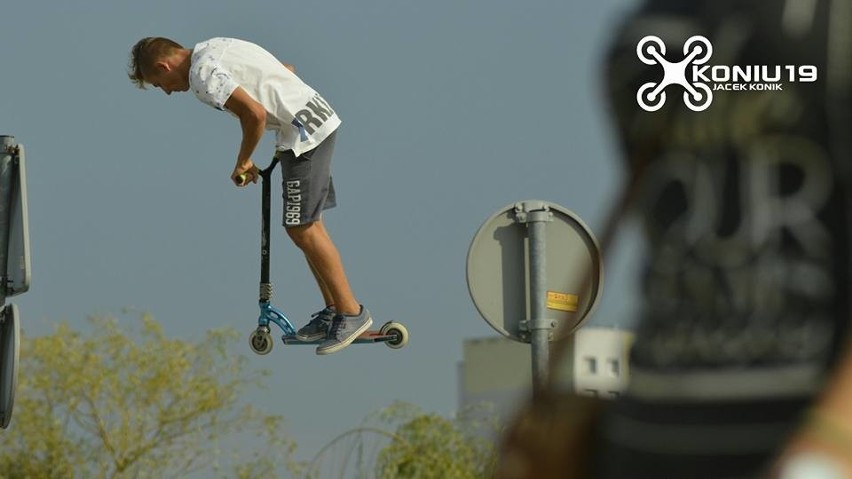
[276,131,337,228]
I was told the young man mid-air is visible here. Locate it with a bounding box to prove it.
[128,36,371,355]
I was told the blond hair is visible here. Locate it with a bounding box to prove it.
[127,37,184,89]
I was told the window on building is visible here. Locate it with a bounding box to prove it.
[608,358,620,376]
[584,356,597,374]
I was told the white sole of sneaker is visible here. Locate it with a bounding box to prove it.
[316,317,373,355]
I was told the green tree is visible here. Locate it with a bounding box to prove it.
[373,402,498,479]
[305,402,498,479]
[0,314,298,479]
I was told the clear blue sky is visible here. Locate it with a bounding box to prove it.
[1,0,640,466]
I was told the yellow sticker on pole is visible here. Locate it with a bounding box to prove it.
[547,291,578,312]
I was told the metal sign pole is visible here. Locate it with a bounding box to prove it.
[528,209,549,395]
[516,201,554,397]
[467,200,603,398]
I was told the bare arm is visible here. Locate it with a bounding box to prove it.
[772,340,852,476]
[224,86,266,186]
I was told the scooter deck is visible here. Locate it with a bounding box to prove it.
[281,330,397,345]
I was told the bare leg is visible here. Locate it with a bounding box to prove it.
[286,219,360,316]
[305,255,335,308]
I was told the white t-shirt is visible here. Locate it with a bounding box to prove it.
[189,37,341,157]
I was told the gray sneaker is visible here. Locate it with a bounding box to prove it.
[296,307,335,341]
[316,306,373,355]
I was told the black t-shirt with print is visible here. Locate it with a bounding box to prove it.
[594,2,852,477]
[606,0,850,375]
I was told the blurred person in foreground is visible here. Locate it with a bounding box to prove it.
[495,1,852,477]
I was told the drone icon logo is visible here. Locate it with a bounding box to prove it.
[636,35,714,112]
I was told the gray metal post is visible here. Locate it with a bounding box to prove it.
[469,200,603,400]
[0,136,16,304]
[516,201,553,396]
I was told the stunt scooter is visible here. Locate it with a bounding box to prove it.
[242,159,409,355]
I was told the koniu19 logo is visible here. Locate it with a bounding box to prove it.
[635,35,818,112]
[636,35,713,112]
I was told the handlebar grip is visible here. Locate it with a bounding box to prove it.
[235,173,249,186]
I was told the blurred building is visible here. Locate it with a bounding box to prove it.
[458,327,634,421]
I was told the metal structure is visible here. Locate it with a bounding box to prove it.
[467,200,603,396]
[1,135,31,429]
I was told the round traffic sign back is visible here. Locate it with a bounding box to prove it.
[466,201,603,343]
